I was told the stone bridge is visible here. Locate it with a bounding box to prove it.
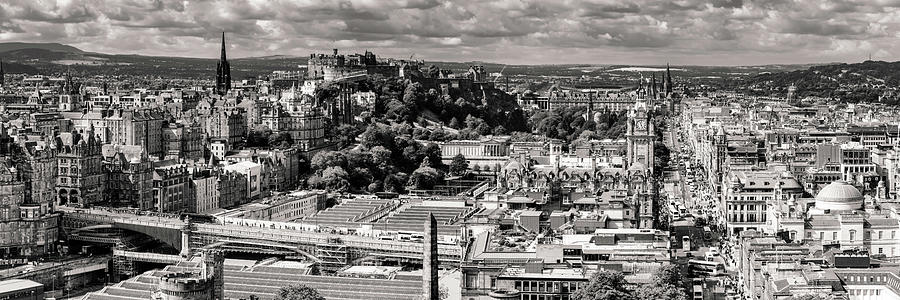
[62,208,187,251]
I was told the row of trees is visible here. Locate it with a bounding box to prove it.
[571,266,686,300]
[529,107,628,143]
[246,125,296,149]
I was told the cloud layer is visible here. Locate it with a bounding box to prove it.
[1,0,899,65]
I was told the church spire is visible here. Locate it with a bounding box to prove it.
[215,32,231,96]
[220,32,227,61]
[664,63,673,96]
[0,58,4,87]
[63,67,75,95]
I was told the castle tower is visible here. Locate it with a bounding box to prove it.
[423,213,439,300]
[215,32,231,96]
[155,272,213,300]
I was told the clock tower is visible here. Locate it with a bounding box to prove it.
[626,97,655,175]
[626,94,657,229]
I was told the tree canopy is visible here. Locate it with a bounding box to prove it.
[572,266,688,300]
[449,154,469,176]
[634,265,687,300]
[307,123,445,194]
[571,270,633,300]
[273,284,325,300]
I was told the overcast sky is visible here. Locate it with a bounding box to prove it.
[0,0,899,65]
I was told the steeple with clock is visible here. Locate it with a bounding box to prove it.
[626,95,655,176]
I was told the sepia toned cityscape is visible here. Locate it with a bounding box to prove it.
[1,1,900,300]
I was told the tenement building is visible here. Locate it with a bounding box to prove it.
[0,158,59,258]
[102,145,154,210]
[55,130,105,207]
[722,171,804,235]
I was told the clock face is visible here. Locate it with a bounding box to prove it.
[636,120,647,130]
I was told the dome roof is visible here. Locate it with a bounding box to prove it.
[814,181,863,211]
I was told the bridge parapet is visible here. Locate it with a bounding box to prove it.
[62,208,462,260]
[113,249,182,264]
[196,223,461,258]
[61,208,184,229]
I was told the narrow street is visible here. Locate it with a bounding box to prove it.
[666,117,742,299]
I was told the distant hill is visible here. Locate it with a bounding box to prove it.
[0,41,870,87]
[745,60,900,102]
[0,42,309,79]
[0,42,83,54]
[750,60,900,87]
[1,48,75,61]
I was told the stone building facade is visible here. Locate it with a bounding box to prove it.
[153,164,191,213]
[0,158,59,258]
[102,145,154,210]
[55,130,105,207]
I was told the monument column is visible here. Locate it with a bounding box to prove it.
[423,213,439,300]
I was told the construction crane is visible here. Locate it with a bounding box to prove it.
[492,65,507,83]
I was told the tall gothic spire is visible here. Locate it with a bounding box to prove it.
[651,73,658,99]
[664,63,673,95]
[220,32,227,61]
[64,67,75,94]
[215,32,231,96]
[0,58,4,87]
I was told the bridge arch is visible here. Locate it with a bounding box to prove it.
[73,222,184,250]
[204,240,321,263]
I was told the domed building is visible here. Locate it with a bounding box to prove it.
[800,180,900,257]
[813,181,864,212]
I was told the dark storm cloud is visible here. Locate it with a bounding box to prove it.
[712,0,744,9]
[776,19,867,36]
[0,0,897,65]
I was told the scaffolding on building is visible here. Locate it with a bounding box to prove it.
[316,238,348,274]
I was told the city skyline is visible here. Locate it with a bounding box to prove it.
[0,0,898,65]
